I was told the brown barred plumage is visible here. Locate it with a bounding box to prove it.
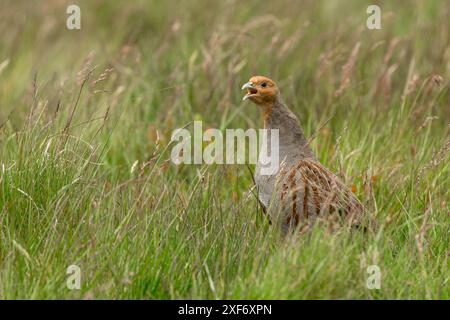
[276,159,364,232]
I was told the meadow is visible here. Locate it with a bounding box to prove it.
[0,0,448,299]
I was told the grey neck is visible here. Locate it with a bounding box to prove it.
[264,99,316,164]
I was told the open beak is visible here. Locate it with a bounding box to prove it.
[241,82,258,101]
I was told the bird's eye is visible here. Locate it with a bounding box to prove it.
[261,82,267,88]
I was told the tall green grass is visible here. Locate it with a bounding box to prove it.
[0,0,448,299]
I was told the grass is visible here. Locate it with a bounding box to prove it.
[0,0,448,299]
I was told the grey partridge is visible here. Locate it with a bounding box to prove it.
[242,76,365,234]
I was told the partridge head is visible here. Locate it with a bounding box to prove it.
[241,76,280,105]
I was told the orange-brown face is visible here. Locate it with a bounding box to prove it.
[241,76,279,105]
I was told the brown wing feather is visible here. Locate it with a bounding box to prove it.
[277,159,364,229]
